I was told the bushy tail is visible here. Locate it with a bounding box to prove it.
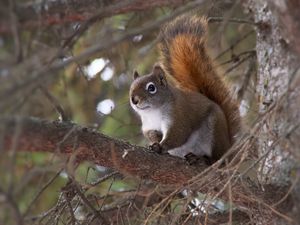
[158,15,240,143]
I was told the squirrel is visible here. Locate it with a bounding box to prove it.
[129,15,240,162]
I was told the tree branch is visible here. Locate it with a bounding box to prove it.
[0,0,189,33]
[1,116,204,185]
[1,116,295,223]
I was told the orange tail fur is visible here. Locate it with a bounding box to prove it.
[159,15,240,143]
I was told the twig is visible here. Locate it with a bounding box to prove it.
[39,85,69,121]
[227,165,233,225]
[208,17,256,25]
[23,169,63,216]
[9,0,22,62]
[72,180,109,225]
[218,50,256,66]
[65,192,76,225]
[61,0,140,49]
[99,175,115,212]
[87,171,120,188]
[0,186,24,225]
[272,171,299,207]
[237,59,256,101]
[214,30,254,61]
[225,52,256,74]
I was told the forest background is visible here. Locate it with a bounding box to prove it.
[0,0,300,224]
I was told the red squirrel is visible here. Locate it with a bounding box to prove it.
[129,15,240,162]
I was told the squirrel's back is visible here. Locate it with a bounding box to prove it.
[158,15,240,144]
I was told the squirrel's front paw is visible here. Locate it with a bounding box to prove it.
[184,153,200,165]
[149,143,162,153]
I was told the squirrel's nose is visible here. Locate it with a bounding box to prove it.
[131,96,139,105]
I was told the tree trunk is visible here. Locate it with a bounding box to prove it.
[246,0,300,223]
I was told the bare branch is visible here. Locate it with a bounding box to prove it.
[0,0,190,33]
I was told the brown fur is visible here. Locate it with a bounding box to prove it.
[158,15,240,144]
[130,64,231,161]
[163,84,231,160]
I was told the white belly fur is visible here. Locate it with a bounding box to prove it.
[139,109,170,141]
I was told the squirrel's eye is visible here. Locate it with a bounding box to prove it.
[146,82,157,94]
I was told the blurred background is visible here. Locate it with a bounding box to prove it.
[0,0,265,224]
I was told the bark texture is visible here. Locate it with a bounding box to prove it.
[2,116,203,185]
[246,0,300,224]
[268,0,300,56]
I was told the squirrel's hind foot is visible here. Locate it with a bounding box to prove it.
[148,142,163,153]
[184,153,212,166]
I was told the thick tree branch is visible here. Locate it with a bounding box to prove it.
[1,116,204,185]
[1,116,295,223]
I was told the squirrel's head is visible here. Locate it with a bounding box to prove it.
[129,65,171,113]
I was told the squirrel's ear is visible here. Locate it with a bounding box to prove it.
[153,64,167,86]
[133,70,140,80]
